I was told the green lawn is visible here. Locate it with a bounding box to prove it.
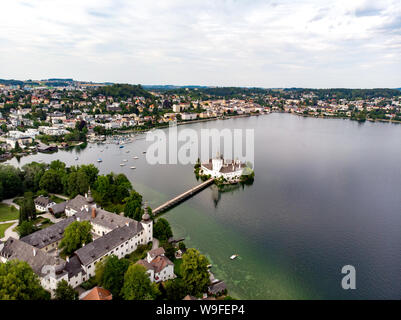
[174,259,183,277]
[0,204,19,222]
[0,222,14,238]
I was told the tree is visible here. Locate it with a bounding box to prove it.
[39,169,62,193]
[181,249,210,296]
[66,170,89,197]
[18,195,36,224]
[178,242,186,252]
[0,165,23,198]
[17,220,37,237]
[14,141,22,152]
[22,162,46,192]
[79,164,99,187]
[96,255,131,299]
[0,260,50,300]
[54,280,78,300]
[153,218,173,241]
[163,242,176,261]
[121,264,160,300]
[124,190,144,221]
[165,278,187,300]
[59,221,93,256]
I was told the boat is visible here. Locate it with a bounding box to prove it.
[142,151,146,154]
[119,145,124,149]
[130,166,136,169]
[97,159,102,163]
[74,157,78,160]
[133,156,139,159]
[120,163,126,166]
[123,159,128,162]
[230,254,239,260]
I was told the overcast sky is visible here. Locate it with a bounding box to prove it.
[0,0,400,88]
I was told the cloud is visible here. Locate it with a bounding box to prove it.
[0,0,400,88]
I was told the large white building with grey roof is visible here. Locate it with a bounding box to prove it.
[0,199,153,293]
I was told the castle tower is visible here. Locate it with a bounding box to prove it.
[141,213,153,243]
[212,153,223,172]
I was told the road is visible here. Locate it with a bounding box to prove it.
[1,198,20,210]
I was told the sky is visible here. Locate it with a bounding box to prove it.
[0,0,400,88]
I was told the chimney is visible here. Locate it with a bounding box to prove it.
[92,207,96,218]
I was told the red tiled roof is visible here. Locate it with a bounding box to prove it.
[81,287,112,300]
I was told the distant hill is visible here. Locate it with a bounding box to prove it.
[143,85,209,91]
[0,79,24,86]
[92,83,153,99]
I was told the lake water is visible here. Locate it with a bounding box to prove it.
[6,113,401,299]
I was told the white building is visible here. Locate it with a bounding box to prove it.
[201,155,246,182]
[180,113,197,121]
[0,202,153,293]
[137,247,175,283]
[34,196,56,212]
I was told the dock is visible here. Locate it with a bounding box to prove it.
[152,178,214,215]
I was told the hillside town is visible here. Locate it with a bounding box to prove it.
[2,79,399,161]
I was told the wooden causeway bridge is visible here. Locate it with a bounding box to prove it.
[152,178,214,215]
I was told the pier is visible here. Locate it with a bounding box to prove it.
[152,178,214,215]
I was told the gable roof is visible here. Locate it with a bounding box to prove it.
[81,287,112,300]
[75,221,143,266]
[138,254,173,274]
[65,194,92,212]
[0,237,65,277]
[34,196,55,207]
[147,247,165,260]
[76,207,132,231]
[20,216,76,249]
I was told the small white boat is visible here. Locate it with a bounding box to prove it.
[130,166,136,169]
[133,156,139,159]
[120,163,126,166]
[230,254,239,260]
[74,157,78,160]
[97,159,102,163]
[123,159,128,162]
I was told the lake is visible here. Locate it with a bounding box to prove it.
[6,113,401,299]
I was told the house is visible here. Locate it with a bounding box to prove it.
[34,196,56,212]
[180,113,197,121]
[137,247,175,283]
[80,286,112,300]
